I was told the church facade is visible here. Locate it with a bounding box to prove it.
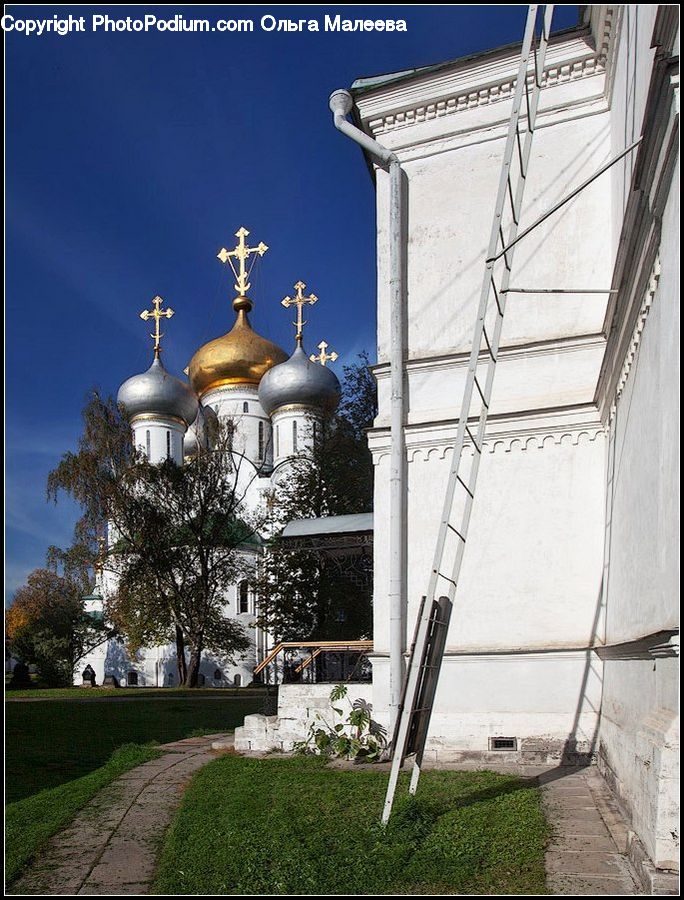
[348,4,678,883]
[81,230,341,689]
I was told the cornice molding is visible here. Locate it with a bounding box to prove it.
[372,333,606,380]
[356,11,618,140]
[609,252,661,422]
[369,413,605,465]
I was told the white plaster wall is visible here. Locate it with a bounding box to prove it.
[203,383,273,470]
[374,93,614,364]
[372,430,606,653]
[362,18,620,762]
[271,407,318,466]
[609,6,659,248]
[132,417,185,464]
[371,651,602,759]
[598,155,679,870]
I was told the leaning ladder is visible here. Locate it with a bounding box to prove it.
[382,4,555,824]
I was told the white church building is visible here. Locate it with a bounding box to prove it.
[237,4,679,889]
[82,235,341,689]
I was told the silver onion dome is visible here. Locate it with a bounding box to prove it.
[184,404,219,458]
[258,345,341,416]
[117,356,198,427]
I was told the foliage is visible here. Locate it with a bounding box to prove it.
[5,742,161,885]
[6,567,113,687]
[294,684,387,761]
[153,755,550,895]
[5,693,265,803]
[256,354,376,642]
[47,393,258,686]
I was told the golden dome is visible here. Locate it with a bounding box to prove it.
[188,296,288,398]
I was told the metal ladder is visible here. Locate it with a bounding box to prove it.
[382,4,555,824]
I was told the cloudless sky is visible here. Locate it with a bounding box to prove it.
[5,4,579,601]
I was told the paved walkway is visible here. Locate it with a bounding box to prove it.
[541,766,641,895]
[11,743,643,897]
[11,733,233,896]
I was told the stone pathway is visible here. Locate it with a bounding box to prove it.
[11,743,645,897]
[10,733,233,896]
[541,766,641,895]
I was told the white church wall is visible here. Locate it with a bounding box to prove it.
[270,406,318,467]
[374,114,614,364]
[131,416,185,464]
[609,6,659,250]
[362,23,615,756]
[203,383,273,470]
[598,169,679,870]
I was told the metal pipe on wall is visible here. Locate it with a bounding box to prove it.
[329,89,406,733]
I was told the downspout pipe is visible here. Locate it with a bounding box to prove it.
[329,89,406,734]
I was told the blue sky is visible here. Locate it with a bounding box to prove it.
[5,4,579,601]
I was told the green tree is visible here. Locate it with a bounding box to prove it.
[48,393,257,687]
[6,566,112,687]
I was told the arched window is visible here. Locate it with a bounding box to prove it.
[234,674,242,687]
[275,424,280,458]
[146,430,151,459]
[167,672,174,685]
[292,420,298,453]
[243,401,249,413]
[166,430,171,459]
[214,668,222,681]
[239,581,249,614]
[258,421,264,461]
[313,420,317,444]
[127,671,139,686]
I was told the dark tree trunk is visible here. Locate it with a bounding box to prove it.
[175,625,187,685]
[186,641,203,687]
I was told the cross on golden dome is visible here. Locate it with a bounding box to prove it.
[310,340,338,367]
[281,280,318,345]
[217,226,268,298]
[140,295,174,357]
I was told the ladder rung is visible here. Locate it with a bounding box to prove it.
[446,523,467,543]
[498,225,512,271]
[507,175,519,225]
[491,278,504,317]
[457,475,474,498]
[465,424,482,453]
[482,325,497,362]
[516,127,527,179]
[435,571,457,587]
[474,375,489,410]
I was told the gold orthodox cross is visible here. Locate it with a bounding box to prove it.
[140,295,174,356]
[310,340,338,367]
[217,226,268,296]
[281,281,318,344]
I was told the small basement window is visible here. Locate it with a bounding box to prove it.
[489,736,517,751]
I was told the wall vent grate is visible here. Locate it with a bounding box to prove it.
[489,736,518,751]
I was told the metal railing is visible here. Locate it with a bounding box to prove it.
[255,640,373,684]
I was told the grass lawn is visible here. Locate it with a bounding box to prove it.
[5,694,264,802]
[5,742,161,885]
[153,755,549,895]
[5,685,266,700]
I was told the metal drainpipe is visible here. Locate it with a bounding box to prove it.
[329,89,406,733]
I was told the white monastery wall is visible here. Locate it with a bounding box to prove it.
[597,9,680,867]
[362,21,614,757]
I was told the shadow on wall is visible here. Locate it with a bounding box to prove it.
[102,640,253,688]
[103,639,140,686]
